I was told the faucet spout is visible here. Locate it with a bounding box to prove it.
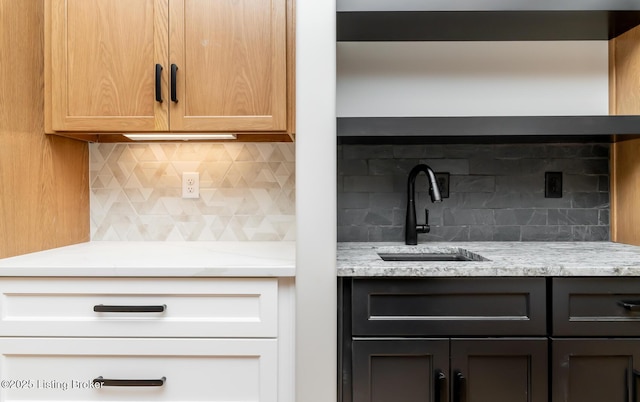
[406,164,442,245]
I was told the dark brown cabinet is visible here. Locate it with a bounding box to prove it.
[552,277,640,336]
[550,278,640,402]
[451,339,548,402]
[552,339,640,402]
[351,339,449,402]
[340,278,548,402]
[350,338,548,402]
[340,276,640,402]
[351,277,547,337]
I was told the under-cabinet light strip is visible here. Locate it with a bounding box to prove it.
[123,133,238,141]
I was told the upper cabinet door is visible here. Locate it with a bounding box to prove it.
[168,0,287,132]
[48,0,170,132]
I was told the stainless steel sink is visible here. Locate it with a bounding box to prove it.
[377,252,474,262]
[376,247,488,262]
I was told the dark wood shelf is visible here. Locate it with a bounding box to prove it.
[337,10,640,41]
[337,116,640,139]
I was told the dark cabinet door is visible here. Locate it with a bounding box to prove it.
[450,338,548,402]
[352,339,449,402]
[552,339,640,402]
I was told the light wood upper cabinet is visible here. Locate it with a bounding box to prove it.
[169,0,287,132]
[46,0,170,132]
[45,0,293,137]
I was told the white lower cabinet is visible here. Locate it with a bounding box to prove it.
[0,338,277,401]
[0,277,293,401]
[0,278,278,337]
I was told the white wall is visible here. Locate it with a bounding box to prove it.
[295,2,337,402]
[338,41,609,117]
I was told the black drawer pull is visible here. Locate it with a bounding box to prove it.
[618,301,640,312]
[435,370,447,402]
[93,304,166,313]
[93,376,166,387]
[155,64,163,103]
[453,371,467,402]
[170,64,178,102]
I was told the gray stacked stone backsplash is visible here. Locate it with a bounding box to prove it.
[337,143,610,242]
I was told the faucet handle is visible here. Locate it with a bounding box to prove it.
[417,208,431,234]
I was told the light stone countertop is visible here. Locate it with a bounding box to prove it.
[0,241,295,277]
[337,242,640,277]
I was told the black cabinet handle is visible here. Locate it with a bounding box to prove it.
[93,376,166,387]
[453,371,467,402]
[155,64,163,103]
[171,64,178,102]
[93,304,166,313]
[618,301,640,312]
[435,370,447,402]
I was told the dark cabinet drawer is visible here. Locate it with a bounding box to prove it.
[553,278,640,336]
[351,277,547,336]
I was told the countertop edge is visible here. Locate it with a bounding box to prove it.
[0,267,296,278]
[0,241,296,278]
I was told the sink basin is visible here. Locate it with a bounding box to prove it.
[376,247,488,262]
[377,252,473,262]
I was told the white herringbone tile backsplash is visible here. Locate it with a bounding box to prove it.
[90,143,295,241]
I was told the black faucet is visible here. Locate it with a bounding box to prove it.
[405,164,442,245]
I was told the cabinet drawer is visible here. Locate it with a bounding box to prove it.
[0,278,277,337]
[351,278,546,336]
[0,337,277,401]
[553,277,640,336]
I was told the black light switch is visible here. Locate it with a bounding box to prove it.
[545,172,562,198]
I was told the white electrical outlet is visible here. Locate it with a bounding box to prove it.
[182,172,199,199]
